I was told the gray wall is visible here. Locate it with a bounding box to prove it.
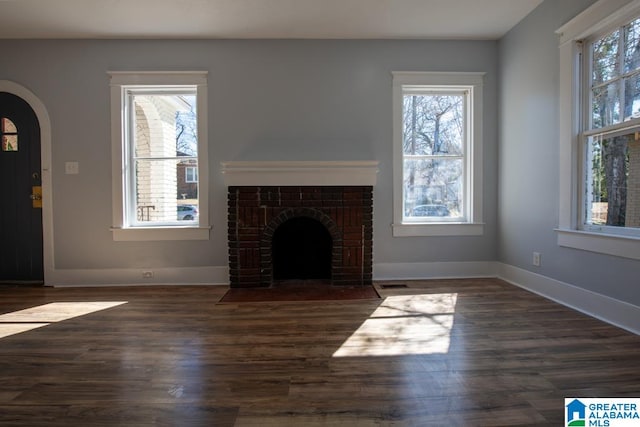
[0,39,498,273]
[499,0,640,306]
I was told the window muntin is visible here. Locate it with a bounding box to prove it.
[402,91,466,222]
[581,14,640,236]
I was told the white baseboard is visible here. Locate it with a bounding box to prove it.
[48,266,229,287]
[52,261,497,286]
[373,261,498,280]
[497,263,640,336]
[373,260,639,335]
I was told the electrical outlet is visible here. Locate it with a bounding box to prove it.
[65,161,79,175]
[533,252,541,267]
[142,271,154,279]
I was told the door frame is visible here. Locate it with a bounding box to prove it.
[0,80,53,285]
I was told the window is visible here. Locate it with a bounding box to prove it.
[557,0,640,259]
[392,72,484,237]
[583,15,640,236]
[1,118,18,151]
[185,166,198,183]
[109,71,209,241]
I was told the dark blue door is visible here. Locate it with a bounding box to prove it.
[0,92,43,283]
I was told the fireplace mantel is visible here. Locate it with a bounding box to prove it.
[220,161,379,187]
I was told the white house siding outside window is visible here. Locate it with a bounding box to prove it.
[557,0,640,260]
[392,72,484,237]
[109,72,209,241]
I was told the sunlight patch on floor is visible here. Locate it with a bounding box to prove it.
[333,293,458,357]
[0,322,50,338]
[0,301,127,339]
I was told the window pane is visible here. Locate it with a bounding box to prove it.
[1,118,17,133]
[134,159,198,223]
[132,93,197,158]
[403,158,463,219]
[2,135,17,151]
[592,82,621,128]
[623,74,640,120]
[127,88,200,226]
[585,130,639,228]
[402,94,464,156]
[624,17,640,74]
[592,29,620,85]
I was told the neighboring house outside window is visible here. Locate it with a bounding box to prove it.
[557,0,640,260]
[109,71,209,241]
[178,162,198,199]
[392,72,484,237]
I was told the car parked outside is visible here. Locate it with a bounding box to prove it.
[412,204,450,217]
[177,204,198,220]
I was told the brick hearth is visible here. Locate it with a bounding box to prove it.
[227,186,373,288]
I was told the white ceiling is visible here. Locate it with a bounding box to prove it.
[0,0,543,40]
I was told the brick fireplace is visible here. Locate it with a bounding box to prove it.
[222,161,378,288]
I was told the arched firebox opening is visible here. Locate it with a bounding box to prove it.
[272,217,332,281]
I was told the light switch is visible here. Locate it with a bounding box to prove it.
[65,161,79,175]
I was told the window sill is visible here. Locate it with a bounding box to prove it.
[111,226,211,241]
[392,222,484,237]
[556,228,640,260]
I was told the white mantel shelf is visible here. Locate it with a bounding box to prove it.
[220,161,379,187]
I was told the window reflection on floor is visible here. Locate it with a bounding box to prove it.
[0,301,127,339]
[333,293,458,357]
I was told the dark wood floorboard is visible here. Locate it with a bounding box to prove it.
[0,279,638,426]
[220,280,380,302]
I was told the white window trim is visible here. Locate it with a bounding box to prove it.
[391,71,484,237]
[108,71,210,241]
[556,0,640,260]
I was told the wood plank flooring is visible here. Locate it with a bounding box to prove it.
[0,279,639,426]
[220,280,380,302]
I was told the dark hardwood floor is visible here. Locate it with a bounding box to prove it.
[1,279,638,426]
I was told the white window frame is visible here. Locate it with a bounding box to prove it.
[557,0,640,260]
[391,72,484,237]
[109,71,210,241]
[185,166,198,183]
